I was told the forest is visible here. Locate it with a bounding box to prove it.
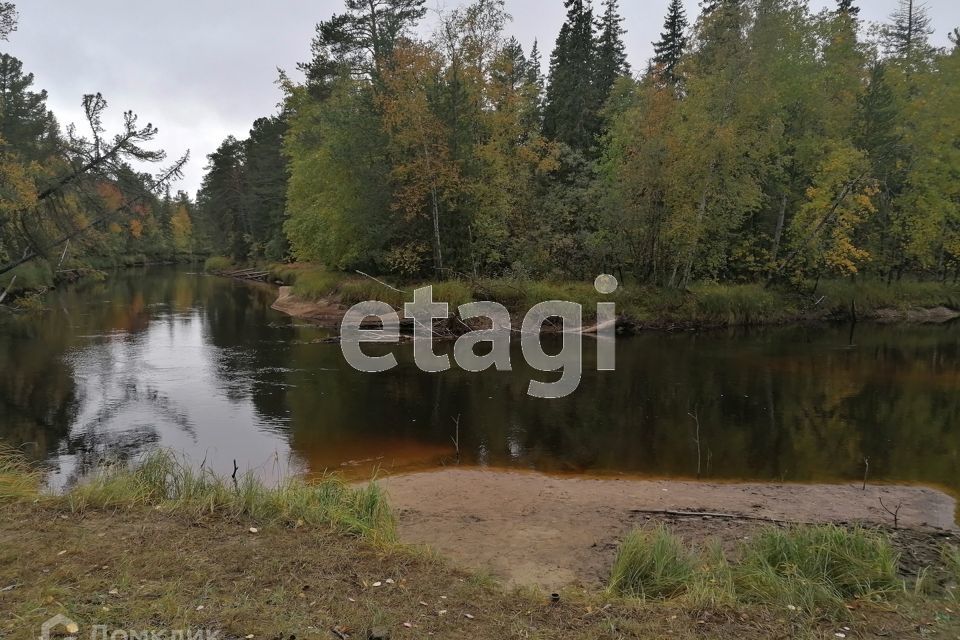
[2,0,960,296]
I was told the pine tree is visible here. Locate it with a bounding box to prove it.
[0,2,16,40]
[301,0,427,86]
[594,0,629,102]
[652,0,689,84]
[543,0,597,150]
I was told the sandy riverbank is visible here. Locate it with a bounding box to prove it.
[379,468,958,589]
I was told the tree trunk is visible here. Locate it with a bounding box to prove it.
[771,193,787,265]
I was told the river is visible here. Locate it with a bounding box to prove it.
[0,266,957,499]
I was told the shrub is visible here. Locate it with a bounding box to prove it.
[204,256,234,273]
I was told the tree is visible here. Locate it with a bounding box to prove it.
[882,0,934,62]
[0,82,187,277]
[543,0,598,151]
[652,0,689,84]
[837,0,859,18]
[244,115,290,260]
[377,41,461,276]
[0,2,16,41]
[307,0,427,82]
[196,137,248,261]
[594,0,629,102]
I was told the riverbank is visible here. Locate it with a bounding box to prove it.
[381,469,958,588]
[2,450,959,639]
[1,254,203,308]
[209,260,960,331]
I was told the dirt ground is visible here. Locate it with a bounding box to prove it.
[380,468,959,589]
[5,502,957,640]
[271,287,348,325]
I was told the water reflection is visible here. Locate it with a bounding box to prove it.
[0,267,957,499]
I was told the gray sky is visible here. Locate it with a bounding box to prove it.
[4,1,958,196]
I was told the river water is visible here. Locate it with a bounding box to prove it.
[1,267,957,497]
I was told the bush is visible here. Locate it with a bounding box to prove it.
[609,525,696,599]
[204,256,234,273]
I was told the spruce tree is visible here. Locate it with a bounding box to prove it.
[543,0,597,150]
[594,0,629,102]
[652,0,689,84]
[836,0,860,18]
[882,0,934,61]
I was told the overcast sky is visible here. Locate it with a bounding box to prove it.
[4,1,958,196]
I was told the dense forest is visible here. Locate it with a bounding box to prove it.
[2,0,959,295]
[199,0,960,287]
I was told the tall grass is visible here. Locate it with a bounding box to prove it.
[609,524,902,618]
[735,525,899,616]
[945,544,960,593]
[1,448,394,542]
[817,279,960,314]
[609,525,696,600]
[0,445,42,502]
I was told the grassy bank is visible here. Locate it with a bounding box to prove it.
[607,524,931,618]
[1,448,958,639]
[205,260,960,328]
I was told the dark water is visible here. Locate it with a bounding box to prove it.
[1,267,958,497]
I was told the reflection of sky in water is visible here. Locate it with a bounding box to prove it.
[48,306,299,488]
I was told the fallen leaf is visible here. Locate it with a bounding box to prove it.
[57,550,67,556]
[65,623,79,634]
[464,614,475,620]
[196,605,204,611]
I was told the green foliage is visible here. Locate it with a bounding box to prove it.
[652,0,688,83]
[609,525,696,600]
[3,260,53,294]
[204,256,235,273]
[816,279,960,314]
[185,0,960,290]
